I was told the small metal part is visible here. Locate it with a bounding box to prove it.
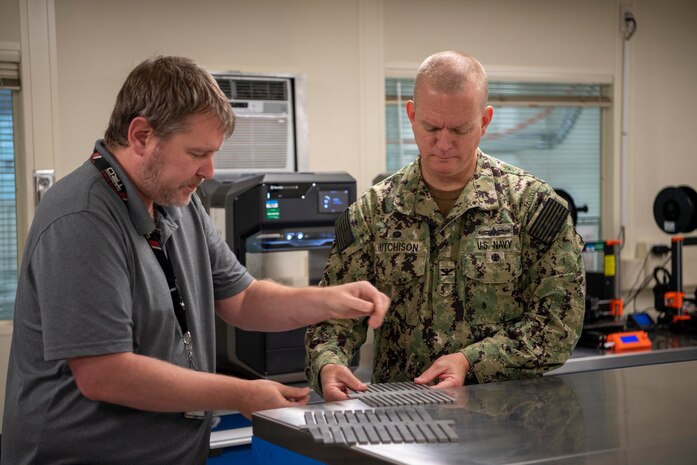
[346,382,455,408]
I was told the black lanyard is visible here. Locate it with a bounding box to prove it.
[90,151,196,369]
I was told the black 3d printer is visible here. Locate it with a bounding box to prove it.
[652,185,697,331]
[580,238,630,349]
[198,172,356,382]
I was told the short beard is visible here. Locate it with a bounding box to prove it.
[139,144,195,207]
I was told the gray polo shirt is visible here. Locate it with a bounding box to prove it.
[2,140,254,465]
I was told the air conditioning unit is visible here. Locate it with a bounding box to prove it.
[211,73,307,172]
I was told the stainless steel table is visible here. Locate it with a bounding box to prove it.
[253,360,697,464]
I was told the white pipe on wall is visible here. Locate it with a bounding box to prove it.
[619,6,637,245]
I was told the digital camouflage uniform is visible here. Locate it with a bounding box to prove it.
[305,151,585,394]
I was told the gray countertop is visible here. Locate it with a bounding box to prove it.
[253,359,697,464]
[548,329,697,375]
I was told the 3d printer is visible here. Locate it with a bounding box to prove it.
[652,185,697,330]
[583,239,624,322]
[198,172,356,381]
[579,239,628,348]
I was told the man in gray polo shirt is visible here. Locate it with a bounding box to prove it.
[1,56,390,465]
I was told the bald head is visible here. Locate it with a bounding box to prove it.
[413,51,488,111]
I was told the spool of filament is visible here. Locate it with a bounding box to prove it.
[653,185,697,234]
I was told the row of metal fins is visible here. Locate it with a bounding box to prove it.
[301,407,457,445]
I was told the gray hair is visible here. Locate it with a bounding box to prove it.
[104,56,235,149]
[413,51,488,110]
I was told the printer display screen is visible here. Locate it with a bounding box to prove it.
[318,189,350,213]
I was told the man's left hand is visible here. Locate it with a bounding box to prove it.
[413,353,470,389]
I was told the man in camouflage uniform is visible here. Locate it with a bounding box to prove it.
[305,51,585,400]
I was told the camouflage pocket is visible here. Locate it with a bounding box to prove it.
[461,250,522,284]
[374,248,427,308]
[458,251,523,324]
[374,250,427,285]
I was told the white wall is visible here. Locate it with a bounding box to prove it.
[52,0,379,187]
[626,0,697,289]
[384,0,616,72]
[0,0,20,43]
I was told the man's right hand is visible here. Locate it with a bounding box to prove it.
[237,379,310,419]
[322,281,391,329]
[319,364,367,401]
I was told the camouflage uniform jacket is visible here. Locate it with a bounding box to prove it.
[305,151,585,394]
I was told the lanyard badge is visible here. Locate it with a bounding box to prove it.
[90,151,197,371]
[182,331,196,370]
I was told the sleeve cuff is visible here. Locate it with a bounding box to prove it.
[309,352,348,395]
